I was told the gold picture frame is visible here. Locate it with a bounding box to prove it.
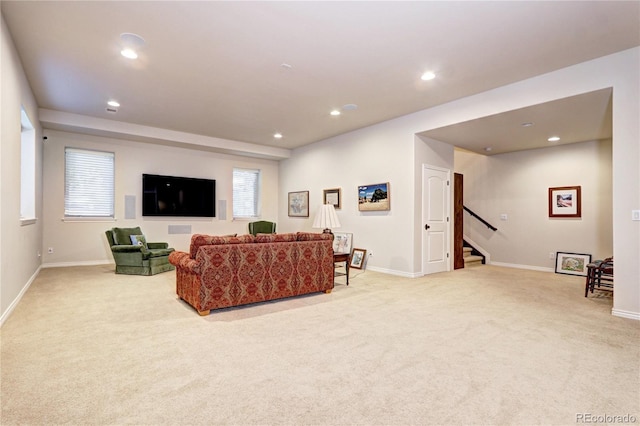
[323,188,341,209]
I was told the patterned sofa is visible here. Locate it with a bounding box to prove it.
[168,232,334,315]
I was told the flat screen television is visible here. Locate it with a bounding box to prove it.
[142,174,215,217]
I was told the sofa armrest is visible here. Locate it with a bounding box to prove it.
[169,251,200,273]
[111,244,145,253]
[147,242,169,249]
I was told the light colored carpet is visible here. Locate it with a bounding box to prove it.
[1,264,638,425]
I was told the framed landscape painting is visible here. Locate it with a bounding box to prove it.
[555,252,591,276]
[549,186,581,218]
[358,182,390,211]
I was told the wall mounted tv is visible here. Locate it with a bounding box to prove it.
[142,174,215,217]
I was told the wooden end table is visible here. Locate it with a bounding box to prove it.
[334,252,350,285]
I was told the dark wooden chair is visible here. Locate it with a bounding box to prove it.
[584,257,613,297]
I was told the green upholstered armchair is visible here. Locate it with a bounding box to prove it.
[105,227,175,275]
[248,220,276,236]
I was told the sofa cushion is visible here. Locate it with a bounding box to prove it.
[113,227,143,245]
[189,234,255,258]
[130,234,147,248]
[296,232,332,241]
[255,233,297,243]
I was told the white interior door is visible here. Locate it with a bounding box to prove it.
[423,165,451,275]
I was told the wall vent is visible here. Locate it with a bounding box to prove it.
[168,225,192,234]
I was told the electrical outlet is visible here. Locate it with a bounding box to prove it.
[549,252,555,259]
[633,210,640,221]
[48,247,54,254]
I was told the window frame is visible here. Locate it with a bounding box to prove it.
[20,107,36,225]
[64,147,115,220]
[232,167,261,220]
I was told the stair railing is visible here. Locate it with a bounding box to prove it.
[463,206,497,231]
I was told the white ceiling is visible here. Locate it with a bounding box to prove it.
[2,1,638,156]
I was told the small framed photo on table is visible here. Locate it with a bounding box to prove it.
[350,248,367,269]
[333,232,352,254]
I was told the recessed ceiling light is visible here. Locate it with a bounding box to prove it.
[119,33,144,60]
[342,104,358,111]
[521,122,534,127]
[484,147,493,152]
[330,110,341,116]
[421,71,436,81]
[107,100,120,107]
[548,136,560,142]
[121,48,138,59]
[274,133,283,139]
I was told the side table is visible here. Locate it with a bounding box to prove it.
[334,252,350,285]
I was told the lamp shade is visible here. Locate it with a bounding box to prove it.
[312,204,341,231]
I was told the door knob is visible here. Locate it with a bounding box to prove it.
[425,224,430,230]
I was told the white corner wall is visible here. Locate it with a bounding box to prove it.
[455,140,613,270]
[41,130,279,266]
[1,15,44,325]
[281,47,639,318]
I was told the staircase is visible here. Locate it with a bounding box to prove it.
[463,246,484,267]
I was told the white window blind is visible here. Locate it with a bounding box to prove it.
[65,147,115,218]
[233,168,260,218]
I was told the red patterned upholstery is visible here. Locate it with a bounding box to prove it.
[255,232,298,243]
[169,233,334,315]
[189,234,254,259]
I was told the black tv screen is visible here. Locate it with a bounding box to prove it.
[142,174,215,217]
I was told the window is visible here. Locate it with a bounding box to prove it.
[64,147,115,218]
[233,168,260,219]
[20,108,36,222]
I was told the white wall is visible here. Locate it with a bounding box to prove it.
[279,122,418,277]
[1,16,44,324]
[455,140,613,270]
[41,130,279,266]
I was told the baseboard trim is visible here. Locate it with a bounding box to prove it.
[42,260,112,269]
[0,265,41,328]
[612,309,640,321]
[365,266,421,278]
[490,261,554,273]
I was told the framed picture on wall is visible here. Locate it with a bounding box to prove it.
[358,182,390,211]
[323,188,341,209]
[549,186,581,218]
[288,191,309,217]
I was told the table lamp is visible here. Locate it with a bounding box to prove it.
[312,204,341,235]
